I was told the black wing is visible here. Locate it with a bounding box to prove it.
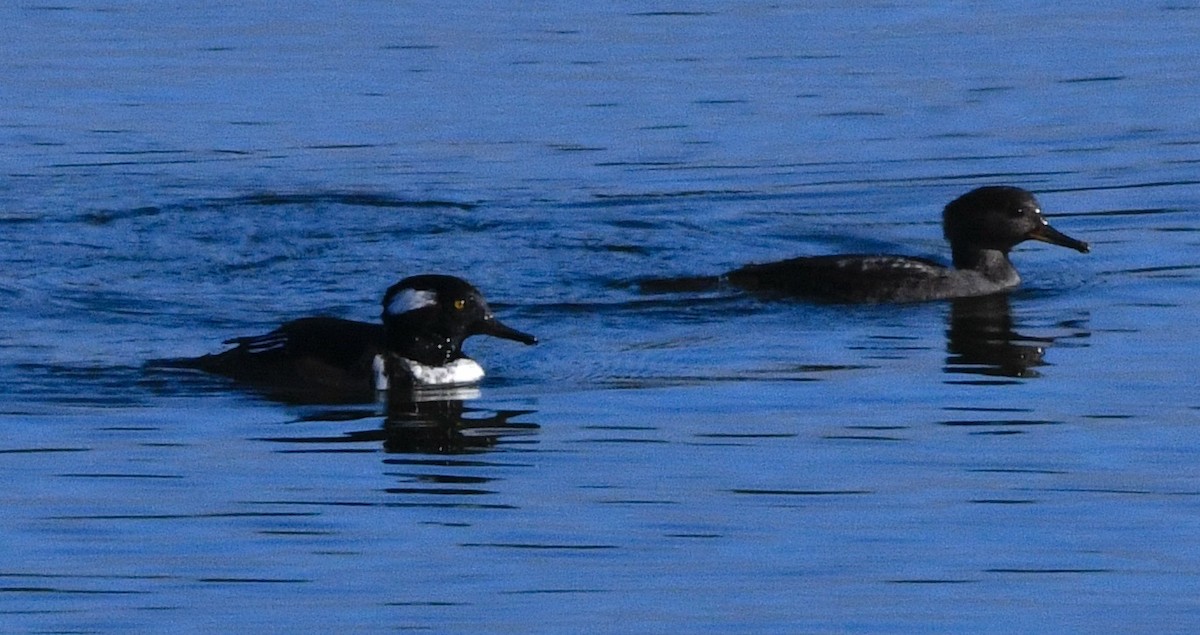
[221,317,383,370]
[186,316,383,383]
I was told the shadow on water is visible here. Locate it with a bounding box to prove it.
[141,362,540,454]
[77,191,477,225]
[945,294,1047,380]
[261,389,539,456]
[943,294,1090,382]
[261,391,540,508]
[380,393,538,455]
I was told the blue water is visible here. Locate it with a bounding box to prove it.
[3,2,1200,633]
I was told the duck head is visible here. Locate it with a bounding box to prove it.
[381,274,537,367]
[943,186,1089,268]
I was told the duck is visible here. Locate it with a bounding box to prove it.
[181,274,536,402]
[647,186,1089,303]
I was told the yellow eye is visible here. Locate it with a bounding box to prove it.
[453,299,466,310]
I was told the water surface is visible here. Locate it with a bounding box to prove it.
[3,2,1200,632]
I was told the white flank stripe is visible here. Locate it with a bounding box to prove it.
[372,354,389,391]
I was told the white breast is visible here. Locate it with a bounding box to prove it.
[373,355,485,390]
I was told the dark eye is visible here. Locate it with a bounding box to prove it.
[1009,207,1027,218]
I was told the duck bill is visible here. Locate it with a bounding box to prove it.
[1028,221,1090,254]
[474,315,538,345]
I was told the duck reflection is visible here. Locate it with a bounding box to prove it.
[382,388,538,454]
[945,294,1051,379]
[266,387,538,455]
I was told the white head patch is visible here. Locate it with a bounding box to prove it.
[385,288,437,316]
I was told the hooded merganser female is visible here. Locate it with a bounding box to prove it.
[720,186,1090,303]
[183,275,537,402]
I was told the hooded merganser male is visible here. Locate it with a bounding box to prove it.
[722,186,1090,303]
[183,275,537,402]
